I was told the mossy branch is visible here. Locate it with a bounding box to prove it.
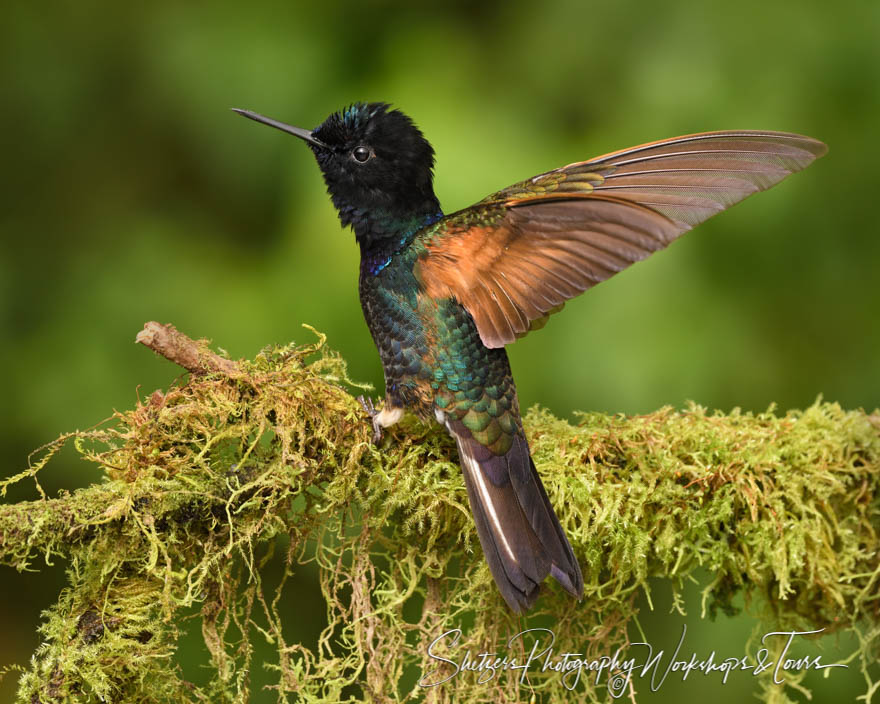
[1,322,878,703]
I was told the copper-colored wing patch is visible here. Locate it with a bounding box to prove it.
[419,196,679,347]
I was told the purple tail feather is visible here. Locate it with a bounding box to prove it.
[450,423,583,612]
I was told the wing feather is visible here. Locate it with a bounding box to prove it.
[417,131,826,347]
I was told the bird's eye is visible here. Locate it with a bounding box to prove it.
[352,146,373,163]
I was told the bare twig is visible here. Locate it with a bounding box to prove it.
[135,321,239,377]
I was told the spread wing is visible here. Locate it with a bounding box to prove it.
[415,130,826,348]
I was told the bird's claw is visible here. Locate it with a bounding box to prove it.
[357,395,384,444]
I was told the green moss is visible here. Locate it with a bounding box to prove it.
[0,330,878,703]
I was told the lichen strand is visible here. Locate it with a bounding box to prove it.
[0,329,878,703]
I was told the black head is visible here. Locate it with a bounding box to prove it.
[233,103,441,238]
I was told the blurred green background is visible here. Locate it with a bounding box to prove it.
[1,0,877,701]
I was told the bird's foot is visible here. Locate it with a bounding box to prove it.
[357,395,384,444]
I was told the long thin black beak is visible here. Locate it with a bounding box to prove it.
[231,108,327,148]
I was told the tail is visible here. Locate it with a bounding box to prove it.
[449,423,583,612]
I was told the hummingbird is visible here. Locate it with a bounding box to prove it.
[233,103,825,612]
